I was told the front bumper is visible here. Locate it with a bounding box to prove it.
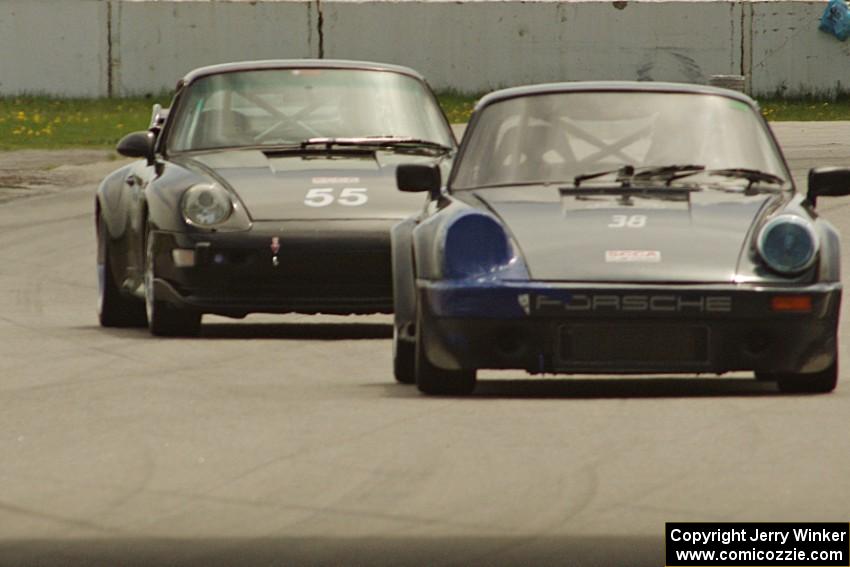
[149,221,396,316]
[417,280,841,375]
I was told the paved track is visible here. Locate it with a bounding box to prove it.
[2,123,850,566]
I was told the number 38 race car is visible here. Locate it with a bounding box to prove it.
[96,60,455,336]
[392,82,850,395]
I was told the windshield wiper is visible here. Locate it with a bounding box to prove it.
[666,167,786,191]
[301,136,452,155]
[573,164,706,187]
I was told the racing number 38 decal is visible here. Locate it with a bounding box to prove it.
[609,214,647,228]
[304,187,369,207]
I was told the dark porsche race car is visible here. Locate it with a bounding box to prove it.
[96,60,455,336]
[392,82,850,395]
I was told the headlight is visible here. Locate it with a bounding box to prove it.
[182,183,233,227]
[442,212,528,280]
[757,215,818,274]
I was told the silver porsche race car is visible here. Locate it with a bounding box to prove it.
[96,60,455,336]
[392,82,850,395]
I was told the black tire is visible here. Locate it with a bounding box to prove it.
[144,223,201,337]
[775,359,838,394]
[393,325,416,384]
[97,218,146,327]
[414,306,476,396]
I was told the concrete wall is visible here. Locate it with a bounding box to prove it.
[0,0,847,98]
[322,1,744,92]
[0,0,109,97]
[113,0,317,95]
[750,1,850,97]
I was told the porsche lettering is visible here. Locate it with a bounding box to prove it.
[534,294,732,313]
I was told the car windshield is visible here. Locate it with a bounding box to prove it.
[451,91,790,190]
[167,68,453,152]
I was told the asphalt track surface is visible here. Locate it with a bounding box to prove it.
[2,122,850,567]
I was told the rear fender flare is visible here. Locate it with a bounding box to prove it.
[391,217,417,341]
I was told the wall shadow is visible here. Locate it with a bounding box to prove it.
[470,376,780,399]
[79,323,393,341]
[201,322,393,340]
[0,534,664,567]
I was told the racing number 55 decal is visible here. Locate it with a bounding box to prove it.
[304,188,369,207]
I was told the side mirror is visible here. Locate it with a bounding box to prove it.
[807,167,850,208]
[397,164,441,199]
[117,131,156,164]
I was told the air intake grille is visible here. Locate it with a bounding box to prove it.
[558,324,709,366]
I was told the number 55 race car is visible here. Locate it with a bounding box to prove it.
[392,82,850,395]
[96,60,455,336]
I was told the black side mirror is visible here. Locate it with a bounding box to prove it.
[807,167,850,208]
[397,164,441,199]
[117,131,156,165]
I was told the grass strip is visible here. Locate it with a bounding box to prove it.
[0,93,848,151]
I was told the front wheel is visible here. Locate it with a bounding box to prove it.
[144,224,201,337]
[393,325,416,384]
[775,359,838,394]
[97,218,146,327]
[414,307,476,396]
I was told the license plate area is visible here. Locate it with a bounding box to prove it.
[557,324,710,367]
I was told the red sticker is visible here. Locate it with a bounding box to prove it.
[605,250,661,263]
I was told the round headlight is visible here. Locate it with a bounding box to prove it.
[757,215,818,274]
[443,213,512,279]
[183,183,233,227]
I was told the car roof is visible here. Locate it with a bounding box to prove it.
[475,81,758,111]
[178,59,426,88]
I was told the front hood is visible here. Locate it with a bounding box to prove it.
[469,187,782,283]
[177,150,438,221]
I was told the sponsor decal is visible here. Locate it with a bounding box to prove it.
[517,293,531,316]
[271,236,281,267]
[605,250,661,263]
[311,177,360,185]
[534,293,732,313]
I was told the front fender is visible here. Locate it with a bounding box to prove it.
[145,160,253,233]
[816,218,841,283]
[144,163,205,232]
[96,162,138,239]
[774,195,841,283]
[411,197,476,280]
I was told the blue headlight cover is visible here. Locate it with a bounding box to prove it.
[757,215,818,274]
[443,213,517,280]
